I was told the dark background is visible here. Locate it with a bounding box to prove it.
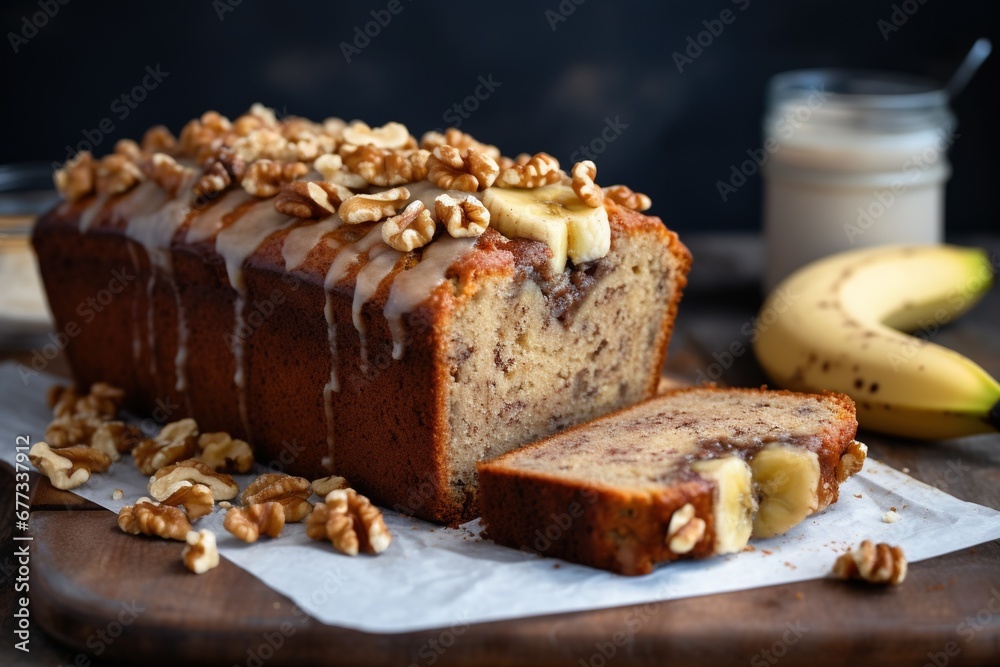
[1,0,997,234]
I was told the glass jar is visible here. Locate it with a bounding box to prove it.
[761,69,956,291]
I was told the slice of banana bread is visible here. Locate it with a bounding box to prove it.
[477,387,865,575]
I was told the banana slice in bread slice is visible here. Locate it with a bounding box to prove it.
[478,387,864,575]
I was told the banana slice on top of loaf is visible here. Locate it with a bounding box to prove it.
[477,387,866,575]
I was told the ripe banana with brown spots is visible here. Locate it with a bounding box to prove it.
[753,245,1000,439]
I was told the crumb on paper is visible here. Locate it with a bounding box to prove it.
[902,467,910,474]
[112,488,123,500]
[762,549,773,556]
[883,510,901,523]
[854,494,863,499]
[784,561,797,570]
[743,544,756,552]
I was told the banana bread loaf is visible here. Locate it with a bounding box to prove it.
[31,106,691,524]
[477,387,866,574]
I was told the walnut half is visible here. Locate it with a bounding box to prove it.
[832,540,907,585]
[306,488,391,556]
[241,473,313,522]
[133,418,199,475]
[149,459,239,501]
[29,442,111,490]
[382,201,435,252]
[118,498,192,541]
[224,503,286,543]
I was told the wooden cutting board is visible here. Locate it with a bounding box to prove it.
[7,430,1000,667]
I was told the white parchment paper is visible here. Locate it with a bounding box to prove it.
[3,362,1000,633]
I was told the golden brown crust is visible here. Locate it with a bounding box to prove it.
[33,190,687,524]
[478,387,858,575]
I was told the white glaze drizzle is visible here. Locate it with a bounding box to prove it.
[185,189,256,244]
[282,214,343,272]
[121,180,194,388]
[384,236,477,360]
[320,239,346,470]
[78,193,110,232]
[214,200,296,440]
[215,200,295,293]
[351,244,403,369]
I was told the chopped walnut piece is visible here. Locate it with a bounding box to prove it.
[435,193,490,238]
[133,419,199,475]
[232,128,289,164]
[382,201,436,252]
[44,415,101,449]
[833,540,907,585]
[603,185,652,212]
[118,498,191,541]
[338,187,410,224]
[112,488,124,501]
[96,154,144,195]
[178,111,232,161]
[275,181,353,219]
[224,503,286,543]
[144,153,195,197]
[342,121,412,150]
[571,160,603,208]
[311,475,347,498]
[665,503,706,555]
[314,153,368,190]
[496,152,562,188]
[306,489,391,556]
[54,152,96,201]
[160,481,215,519]
[836,440,868,483]
[183,529,220,574]
[149,458,239,501]
[48,382,124,421]
[341,145,429,187]
[427,145,499,192]
[420,128,501,160]
[142,125,177,154]
[498,153,532,171]
[241,159,309,197]
[89,422,142,462]
[29,442,111,490]
[241,473,313,522]
[193,161,232,200]
[114,139,142,161]
[194,432,254,474]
